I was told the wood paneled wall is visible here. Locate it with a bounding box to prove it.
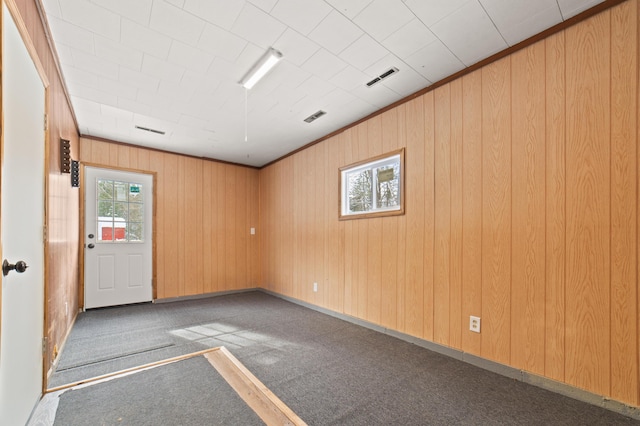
[79,138,260,300]
[259,0,639,406]
[11,0,81,379]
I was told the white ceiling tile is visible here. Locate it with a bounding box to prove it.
[271,0,332,35]
[308,10,363,55]
[247,0,278,13]
[296,75,335,98]
[168,41,214,74]
[330,65,368,91]
[198,24,247,62]
[94,36,143,70]
[89,0,152,25]
[71,49,119,79]
[46,17,95,53]
[158,80,196,103]
[339,34,388,71]
[118,66,160,92]
[133,113,176,133]
[165,0,185,7]
[149,0,206,45]
[480,0,562,45]
[58,0,120,40]
[382,19,436,60]
[404,0,469,27]
[183,0,244,30]
[352,82,402,108]
[100,104,134,122]
[231,3,287,48]
[141,54,186,83]
[70,95,102,114]
[273,29,320,67]
[430,0,507,66]
[42,0,62,18]
[301,49,348,80]
[98,76,138,100]
[54,44,75,65]
[181,70,222,94]
[63,66,99,87]
[120,19,172,59]
[380,63,429,96]
[325,0,373,20]
[557,0,604,19]
[137,89,175,111]
[353,0,414,41]
[405,40,464,83]
[117,97,153,116]
[69,83,118,106]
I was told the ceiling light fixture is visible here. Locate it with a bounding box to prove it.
[239,47,283,89]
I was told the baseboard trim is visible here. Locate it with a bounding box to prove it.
[153,288,260,304]
[260,289,640,421]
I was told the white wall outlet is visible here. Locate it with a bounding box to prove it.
[313,282,318,292]
[470,316,481,333]
[250,227,256,235]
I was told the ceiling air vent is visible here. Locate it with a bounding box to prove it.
[135,125,165,135]
[304,110,327,123]
[366,67,399,87]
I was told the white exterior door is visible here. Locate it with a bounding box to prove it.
[0,3,46,425]
[84,167,153,309]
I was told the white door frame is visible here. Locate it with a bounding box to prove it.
[0,0,49,423]
[81,165,156,309]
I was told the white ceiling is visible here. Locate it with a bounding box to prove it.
[41,0,604,167]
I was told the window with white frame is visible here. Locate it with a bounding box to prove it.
[339,149,404,219]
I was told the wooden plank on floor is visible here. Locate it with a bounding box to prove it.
[205,347,307,426]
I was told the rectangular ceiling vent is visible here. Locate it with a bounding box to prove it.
[135,125,165,135]
[304,110,327,123]
[366,67,399,87]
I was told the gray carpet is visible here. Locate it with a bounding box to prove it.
[53,356,263,425]
[51,291,640,425]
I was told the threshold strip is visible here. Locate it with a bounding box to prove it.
[205,347,307,426]
[46,346,307,426]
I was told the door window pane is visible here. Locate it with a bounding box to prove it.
[96,179,145,243]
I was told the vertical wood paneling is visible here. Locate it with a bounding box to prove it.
[367,117,383,324]
[610,0,638,405]
[434,85,452,346]
[461,70,483,356]
[150,151,164,298]
[422,93,435,341]
[510,42,546,375]
[481,57,512,365]
[381,109,399,329]
[449,78,463,350]
[203,162,214,293]
[565,11,611,396]
[404,97,425,338]
[395,105,407,333]
[163,153,179,298]
[256,0,640,409]
[545,30,567,382]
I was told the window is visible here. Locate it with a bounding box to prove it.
[339,148,404,219]
[96,179,145,242]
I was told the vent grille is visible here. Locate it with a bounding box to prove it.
[135,125,165,135]
[304,110,327,123]
[366,67,399,87]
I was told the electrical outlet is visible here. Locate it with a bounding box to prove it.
[469,316,481,333]
[313,282,318,292]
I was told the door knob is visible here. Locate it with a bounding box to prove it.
[3,259,28,276]
[87,243,95,249]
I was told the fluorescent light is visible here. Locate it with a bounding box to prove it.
[239,47,283,89]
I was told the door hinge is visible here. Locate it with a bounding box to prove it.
[42,337,48,355]
[44,113,48,131]
[43,225,48,243]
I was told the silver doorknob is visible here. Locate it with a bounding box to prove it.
[3,259,28,276]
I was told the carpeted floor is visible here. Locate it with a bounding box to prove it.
[49,291,640,425]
